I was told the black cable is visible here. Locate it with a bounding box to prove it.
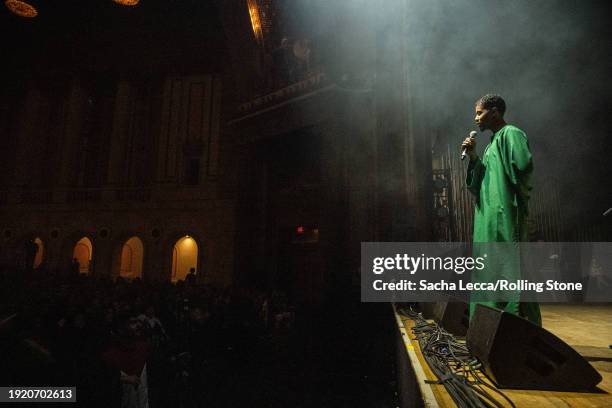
[399,307,515,408]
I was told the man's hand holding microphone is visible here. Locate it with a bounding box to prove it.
[461,130,478,161]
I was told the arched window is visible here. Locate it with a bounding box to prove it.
[120,236,144,279]
[72,237,93,274]
[33,237,44,269]
[171,235,198,282]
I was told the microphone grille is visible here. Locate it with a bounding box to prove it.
[470,131,478,138]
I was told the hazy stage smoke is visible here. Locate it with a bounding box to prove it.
[302,0,611,218]
[400,0,611,217]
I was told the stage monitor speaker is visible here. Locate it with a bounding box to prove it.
[418,301,469,336]
[467,304,602,391]
[418,302,437,319]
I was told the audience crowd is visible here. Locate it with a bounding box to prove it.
[0,267,295,408]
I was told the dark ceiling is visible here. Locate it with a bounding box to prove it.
[0,0,228,79]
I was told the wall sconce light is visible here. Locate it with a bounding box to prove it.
[112,0,140,6]
[4,0,38,18]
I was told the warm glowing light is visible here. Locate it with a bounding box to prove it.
[5,0,37,18]
[246,0,263,44]
[73,237,93,274]
[172,236,199,282]
[296,226,305,234]
[33,238,44,269]
[112,0,140,6]
[120,236,144,279]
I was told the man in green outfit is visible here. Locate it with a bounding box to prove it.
[461,94,541,326]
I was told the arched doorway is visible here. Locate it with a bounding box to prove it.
[171,235,198,282]
[72,237,93,274]
[33,237,44,269]
[119,236,144,280]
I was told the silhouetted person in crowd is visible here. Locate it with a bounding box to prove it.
[24,239,38,271]
[138,304,167,350]
[186,267,197,286]
[71,258,80,276]
[102,315,151,408]
[272,37,294,86]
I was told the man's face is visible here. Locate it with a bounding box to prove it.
[474,103,496,131]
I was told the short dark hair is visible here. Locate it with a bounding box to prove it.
[476,94,506,115]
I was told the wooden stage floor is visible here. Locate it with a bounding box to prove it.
[397,303,612,408]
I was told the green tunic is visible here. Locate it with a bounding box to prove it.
[466,124,541,326]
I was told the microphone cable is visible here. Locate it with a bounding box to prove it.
[399,307,515,408]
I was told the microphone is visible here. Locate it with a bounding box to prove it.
[461,131,478,161]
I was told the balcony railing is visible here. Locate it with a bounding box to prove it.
[0,187,153,206]
[237,72,328,114]
[20,190,54,204]
[66,189,102,203]
[115,188,151,202]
